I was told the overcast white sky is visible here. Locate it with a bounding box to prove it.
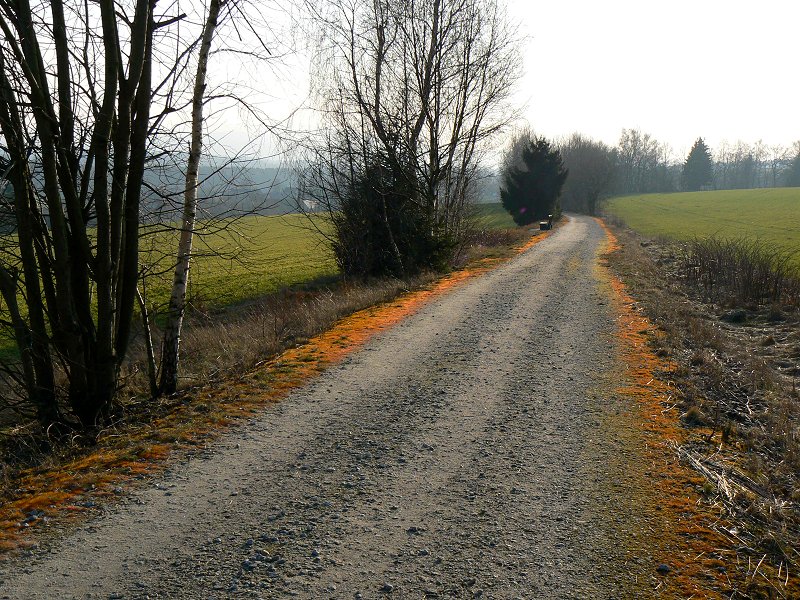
[506,0,800,156]
[211,0,800,161]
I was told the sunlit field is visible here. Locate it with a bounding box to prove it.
[143,205,519,310]
[139,213,337,311]
[0,214,337,360]
[1,205,520,359]
[606,188,800,267]
[472,202,517,229]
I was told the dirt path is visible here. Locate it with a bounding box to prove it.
[0,216,666,599]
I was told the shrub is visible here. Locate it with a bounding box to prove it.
[330,160,455,279]
[681,237,800,307]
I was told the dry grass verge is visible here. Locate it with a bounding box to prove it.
[0,224,548,555]
[602,217,800,598]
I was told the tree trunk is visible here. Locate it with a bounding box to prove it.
[136,288,159,399]
[159,0,223,395]
[0,0,157,433]
[379,191,404,277]
[0,69,59,424]
[0,267,58,425]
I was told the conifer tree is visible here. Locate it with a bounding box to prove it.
[500,137,568,226]
[682,137,714,191]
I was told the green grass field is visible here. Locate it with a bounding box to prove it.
[1,205,519,358]
[139,213,337,311]
[149,204,516,309]
[0,214,337,360]
[472,202,517,229]
[606,188,800,266]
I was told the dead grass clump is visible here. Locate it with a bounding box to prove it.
[689,349,707,366]
[146,278,424,390]
[681,237,800,307]
[682,405,708,427]
[720,421,735,444]
[601,212,627,229]
[687,316,725,351]
[465,226,529,248]
[455,227,531,266]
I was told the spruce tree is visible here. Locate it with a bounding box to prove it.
[500,138,568,226]
[682,137,714,191]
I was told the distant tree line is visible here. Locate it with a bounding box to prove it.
[511,129,800,216]
[712,140,800,190]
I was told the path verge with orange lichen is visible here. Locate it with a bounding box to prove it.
[597,218,798,599]
[0,226,556,556]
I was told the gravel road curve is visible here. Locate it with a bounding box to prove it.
[0,215,665,599]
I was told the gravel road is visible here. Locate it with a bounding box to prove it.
[0,215,666,599]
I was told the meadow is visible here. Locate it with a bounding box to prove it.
[0,214,337,360]
[0,204,515,358]
[606,188,800,267]
[144,203,515,310]
[139,213,337,312]
[472,202,517,229]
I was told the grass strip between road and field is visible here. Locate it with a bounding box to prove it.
[597,218,798,598]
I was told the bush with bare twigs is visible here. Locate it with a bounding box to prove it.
[681,237,800,307]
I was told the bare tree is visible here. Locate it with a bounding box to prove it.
[151,0,291,395]
[768,144,790,188]
[785,142,800,187]
[752,139,769,188]
[0,0,170,433]
[302,0,520,277]
[714,141,756,190]
[500,125,536,176]
[714,140,733,190]
[558,133,616,215]
[158,0,226,396]
[615,128,676,194]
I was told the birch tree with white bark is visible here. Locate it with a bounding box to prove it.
[158,0,225,396]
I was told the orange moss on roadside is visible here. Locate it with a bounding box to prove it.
[596,218,798,598]
[0,227,556,554]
